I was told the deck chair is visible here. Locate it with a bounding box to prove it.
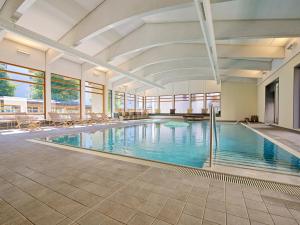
[48,112,71,127]
[15,114,40,130]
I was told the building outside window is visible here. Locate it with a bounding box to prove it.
[0,62,45,119]
[114,91,125,112]
[107,89,112,117]
[206,92,221,114]
[145,96,158,113]
[136,95,144,112]
[191,93,205,113]
[126,93,135,111]
[175,94,189,113]
[160,95,173,113]
[51,74,81,114]
[85,81,104,114]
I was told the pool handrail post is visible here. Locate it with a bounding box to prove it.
[209,105,214,167]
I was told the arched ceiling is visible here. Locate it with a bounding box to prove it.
[0,0,300,91]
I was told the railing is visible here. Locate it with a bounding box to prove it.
[209,105,218,167]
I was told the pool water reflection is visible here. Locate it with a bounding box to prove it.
[45,121,300,174]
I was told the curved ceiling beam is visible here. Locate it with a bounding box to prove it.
[118,45,272,72]
[95,20,295,61]
[59,0,193,46]
[113,68,262,87]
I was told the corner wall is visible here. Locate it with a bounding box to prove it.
[257,52,300,129]
[220,81,257,121]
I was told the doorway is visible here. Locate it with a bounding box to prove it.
[265,79,279,124]
[294,66,300,128]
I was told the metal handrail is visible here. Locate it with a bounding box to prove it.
[209,105,217,167]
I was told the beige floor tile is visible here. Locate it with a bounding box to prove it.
[201,220,219,225]
[152,219,172,225]
[203,208,226,225]
[271,214,298,225]
[76,210,123,225]
[226,214,250,225]
[267,205,293,218]
[245,198,268,212]
[178,213,202,225]
[186,194,207,208]
[138,200,164,217]
[183,203,205,219]
[206,199,226,212]
[96,199,136,223]
[66,189,104,207]
[127,212,155,225]
[226,202,248,218]
[157,198,185,225]
[248,209,274,225]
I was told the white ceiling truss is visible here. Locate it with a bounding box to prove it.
[0,0,299,91]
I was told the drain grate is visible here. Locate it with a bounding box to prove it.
[173,166,300,197]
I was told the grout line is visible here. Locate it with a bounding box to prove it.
[68,166,153,225]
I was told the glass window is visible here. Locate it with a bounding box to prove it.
[114,91,125,112]
[145,96,158,113]
[160,95,173,113]
[51,74,81,114]
[0,62,45,119]
[191,93,205,113]
[108,89,112,117]
[206,92,221,113]
[85,81,104,114]
[126,93,135,111]
[136,95,144,112]
[175,94,189,113]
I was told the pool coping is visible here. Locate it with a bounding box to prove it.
[29,138,300,189]
[241,123,300,158]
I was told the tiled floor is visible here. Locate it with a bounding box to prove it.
[0,123,299,225]
[250,124,300,154]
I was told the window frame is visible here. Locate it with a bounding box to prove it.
[0,61,46,118]
[51,73,81,115]
[84,81,104,114]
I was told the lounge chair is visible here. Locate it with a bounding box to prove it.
[48,112,71,127]
[69,113,85,125]
[15,114,40,130]
[89,113,104,123]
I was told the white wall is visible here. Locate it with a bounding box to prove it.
[0,39,44,70]
[221,81,257,121]
[257,52,300,129]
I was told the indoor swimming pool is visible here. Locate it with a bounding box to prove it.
[43,121,300,174]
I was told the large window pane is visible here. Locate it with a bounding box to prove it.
[175,94,189,113]
[0,62,45,119]
[145,96,158,113]
[160,95,173,113]
[206,92,221,113]
[85,81,104,114]
[51,74,80,114]
[136,95,144,112]
[191,93,205,113]
[114,91,124,112]
[126,93,135,111]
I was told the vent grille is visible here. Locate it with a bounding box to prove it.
[173,166,300,198]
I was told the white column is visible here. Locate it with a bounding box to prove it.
[80,65,86,119]
[45,67,51,120]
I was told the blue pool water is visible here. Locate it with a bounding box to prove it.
[44,121,300,174]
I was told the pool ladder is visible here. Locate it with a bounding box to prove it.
[209,105,218,167]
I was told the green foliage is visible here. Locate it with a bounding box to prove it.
[31,74,79,102]
[51,74,79,102]
[0,65,16,97]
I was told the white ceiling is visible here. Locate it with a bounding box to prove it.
[0,0,299,91]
